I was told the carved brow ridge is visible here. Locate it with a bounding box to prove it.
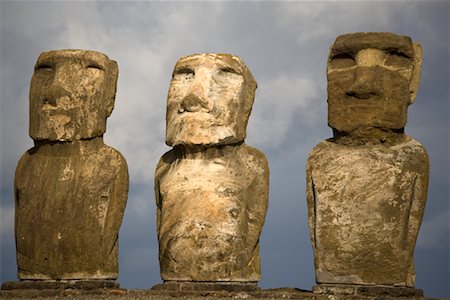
[174,62,242,75]
[36,56,107,71]
[331,33,414,58]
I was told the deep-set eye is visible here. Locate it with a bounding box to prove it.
[35,63,53,72]
[85,63,104,71]
[385,51,412,68]
[173,67,195,80]
[219,66,239,75]
[34,63,54,78]
[329,53,355,69]
[174,67,194,75]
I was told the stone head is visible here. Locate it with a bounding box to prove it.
[327,32,422,133]
[166,53,257,147]
[29,50,118,141]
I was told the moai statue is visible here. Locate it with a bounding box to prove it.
[306,33,429,296]
[153,54,269,291]
[5,50,128,289]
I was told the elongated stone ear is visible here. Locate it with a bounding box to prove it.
[106,59,118,117]
[409,43,422,104]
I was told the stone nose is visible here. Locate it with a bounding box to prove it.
[43,70,72,107]
[180,83,213,113]
[346,67,382,99]
[354,48,387,68]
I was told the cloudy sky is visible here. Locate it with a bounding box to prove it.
[1,1,448,298]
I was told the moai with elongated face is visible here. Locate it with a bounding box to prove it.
[154,54,269,291]
[306,33,429,296]
[7,50,128,289]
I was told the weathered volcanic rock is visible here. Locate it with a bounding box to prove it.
[155,54,269,283]
[306,32,428,288]
[14,50,128,281]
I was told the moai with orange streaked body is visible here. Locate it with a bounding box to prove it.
[3,50,128,290]
[306,33,429,297]
[153,54,269,291]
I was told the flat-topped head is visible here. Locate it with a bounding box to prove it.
[29,49,118,141]
[166,53,257,147]
[327,32,422,133]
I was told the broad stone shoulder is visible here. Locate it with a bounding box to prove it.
[306,140,335,176]
[240,143,268,161]
[90,145,129,176]
[307,139,334,162]
[158,148,180,165]
[100,144,128,165]
[96,145,130,175]
[393,137,429,169]
[394,137,428,157]
[239,144,269,174]
[157,148,182,170]
[155,148,180,182]
[15,149,34,176]
[15,146,46,174]
[19,149,33,162]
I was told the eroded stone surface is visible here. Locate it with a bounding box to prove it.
[15,50,128,281]
[155,54,269,282]
[327,32,422,133]
[1,280,119,290]
[151,281,260,292]
[306,33,429,287]
[165,54,257,147]
[0,287,431,299]
[313,284,424,297]
[29,50,118,141]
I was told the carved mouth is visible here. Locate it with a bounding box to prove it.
[41,100,58,110]
[345,90,380,99]
[40,96,75,110]
[178,107,211,114]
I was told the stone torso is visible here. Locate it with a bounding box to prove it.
[155,144,269,282]
[15,141,128,280]
[306,137,428,286]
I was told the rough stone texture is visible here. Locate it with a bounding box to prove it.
[0,287,435,299]
[313,284,423,297]
[327,32,422,133]
[151,281,259,292]
[1,280,119,290]
[165,53,257,147]
[14,50,128,281]
[29,50,118,141]
[306,33,429,287]
[155,54,269,282]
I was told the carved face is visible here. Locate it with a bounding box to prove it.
[327,32,422,132]
[166,54,257,147]
[29,50,118,141]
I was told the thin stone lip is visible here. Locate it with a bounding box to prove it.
[177,108,211,114]
[344,92,380,100]
[40,100,77,110]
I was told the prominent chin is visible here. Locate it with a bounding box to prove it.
[30,132,77,142]
[329,110,407,133]
[29,109,107,141]
[30,125,105,142]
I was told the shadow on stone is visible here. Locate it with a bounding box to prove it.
[313,284,424,297]
[151,281,259,292]
[1,280,119,290]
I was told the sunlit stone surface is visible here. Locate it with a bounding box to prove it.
[15,50,128,281]
[155,54,269,283]
[306,33,429,288]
